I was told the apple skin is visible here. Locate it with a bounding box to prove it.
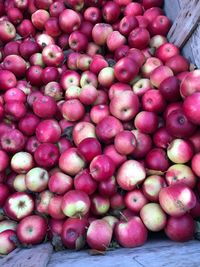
[34,143,60,168]
[165,214,195,242]
[89,154,115,182]
[0,150,9,173]
[61,218,88,250]
[77,137,102,162]
[149,34,167,49]
[92,23,113,46]
[159,183,196,217]
[0,230,16,255]
[145,148,170,172]
[25,167,49,193]
[128,27,150,49]
[134,111,159,134]
[155,42,179,63]
[110,91,140,121]
[86,219,113,251]
[16,215,47,245]
[4,192,34,221]
[48,195,65,220]
[141,57,163,78]
[180,70,200,97]
[35,190,53,215]
[125,189,148,213]
[191,153,200,177]
[165,55,189,74]
[132,78,152,97]
[0,70,17,91]
[0,220,17,233]
[114,217,148,248]
[61,190,90,218]
[98,67,115,88]
[90,194,110,216]
[59,148,86,176]
[165,164,196,189]
[0,20,16,42]
[104,145,127,168]
[150,65,174,88]
[183,92,200,125]
[102,216,119,230]
[74,169,97,195]
[72,121,96,146]
[13,174,27,192]
[11,152,34,174]
[96,115,123,144]
[116,160,146,191]
[140,203,167,231]
[142,175,167,202]
[48,172,73,195]
[148,15,171,36]
[159,76,181,102]
[59,9,81,33]
[114,130,136,155]
[167,139,193,164]
[131,130,152,159]
[114,57,139,83]
[0,183,10,207]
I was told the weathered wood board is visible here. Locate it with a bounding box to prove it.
[48,239,200,267]
[0,243,53,267]
[164,0,200,67]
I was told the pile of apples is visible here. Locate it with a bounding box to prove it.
[0,0,200,255]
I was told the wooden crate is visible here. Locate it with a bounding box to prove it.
[164,0,200,67]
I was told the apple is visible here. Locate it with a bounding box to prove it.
[90,55,108,74]
[127,48,146,67]
[159,183,196,217]
[48,195,65,220]
[25,167,49,192]
[110,91,139,121]
[102,1,120,23]
[189,130,200,153]
[140,203,167,231]
[114,57,139,83]
[77,137,102,162]
[183,92,200,125]
[167,139,193,164]
[31,9,50,30]
[150,65,174,88]
[132,78,152,97]
[96,115,123,144]
[142,175,167,202]
[166,55,189,74]
[134,111,159,134]
[155,42,180,63]
[74,169,97,195]
[16,215,47,245]
[84,7,101,24]
[165,164,196,189]
[0,20,16,42]
[61,218,88,249]
[98,67,115,88]
[106,31,126,52]
[0,70,17,91]
[92,23,113,46]
[59,9,81,33]
[59,147,85,176]
[149,34,167,49]
[77,54,92,71]
[165,214,195,242]
[125,189,148,213]
[80,70,98,88]
[128,27,150,49]
[131,130,153,159]
[89,154,115,182]
[124,2,143,16]
[141,57,163,78]
[1,129,25,153]
[180,70,200,98]
[148,15,171,36]
[62,99,85,121]
[114,217,148,248]
[0,230,16,255]
[119,16,138,36]
[33,95,57,119]
[4,192,34,221]
[42,44,64,67]
[48,172,73,195]
[90,194,110,216]
[114,130,136,155]
[98,176,117,197]
[116,160,146,191]
[11,152,34,174]
[25,136,41,154]
[104,145,126,167]
[87,219,112,250]
[159,76,181,102]
[69,31,88,52]
[44,81,63,100]
[34,143,60,168]
[166,109,197,138]
[7,7,23,25]
[142,89,166,113]
[33,187,53,214]
[62,190,90,218]
[145,148,170,172]
[72,122,96,146]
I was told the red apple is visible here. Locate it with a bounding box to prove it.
[159,183,196,217]
[191,152,200,177]
[59,9,81,33]
[62,190,90,218]
[90,194,110,216]
[114,217,148,248]
[125,189,148,213]
[74,169,97,195]
[72,121,96,146]
[128,27,150,49]
[167,139,193,164]
[0,230,16,255]
[180,70,200,97]
[48,195,65,220]
[17,215,47,245]
[48,172,73,195]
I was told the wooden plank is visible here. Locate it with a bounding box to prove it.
[0,243,53,267]
[167,0,200,48]
[163,0,180,22]
[48,239,200,267]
